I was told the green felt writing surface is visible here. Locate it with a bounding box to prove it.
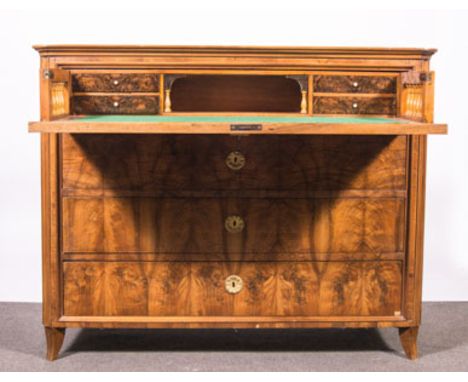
[74,115,403,124]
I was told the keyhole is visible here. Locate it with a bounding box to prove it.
[225,216,244,233]
[226,152,245,171]
[225,275,242,293]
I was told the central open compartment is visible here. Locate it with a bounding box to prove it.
[169,75,303,113]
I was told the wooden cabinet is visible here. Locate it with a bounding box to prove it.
[29,45,447,361]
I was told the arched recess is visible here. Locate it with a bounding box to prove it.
[167,75,303,113]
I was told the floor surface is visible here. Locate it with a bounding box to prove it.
[1,302,467,371]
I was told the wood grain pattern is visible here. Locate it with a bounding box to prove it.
[45,327,65,361]
[170,75,301,112]
[42,69,71,119]
[72,95,159,114]
[404,137,428,327]
[313,75,397,94]
[56,316,409,329]
[72,73,160,92]
[399,72,435,122]
[61,135,407,193]
[41,135,61,326]
[33,46,436,74]
[313,96,396,115]
[61,197,405,257]
[63,261,402,317]
[399,326,419,359]
[29,119,446,135]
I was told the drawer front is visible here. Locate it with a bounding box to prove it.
[73,95,159,114]
[72,73,160,92]
[62,197,405,257]
[313,75,397,94]
[61,135,406,193]
[313,96,396,115]
[63,261,402,317]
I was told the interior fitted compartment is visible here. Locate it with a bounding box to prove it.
[170,75,302,112]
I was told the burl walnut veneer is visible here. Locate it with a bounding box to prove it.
[29,45,447,360]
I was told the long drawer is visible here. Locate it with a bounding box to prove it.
[62,197,405,257]
[63,261,402,317]
[61,135,407,193]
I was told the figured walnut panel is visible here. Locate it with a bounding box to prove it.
[72,96,159,115]
[72,73,160,92]
[313,75,397,94]
[61,135,406,193]
[313,97,396,115]
[62,197,405,256]
[63,261,402,317]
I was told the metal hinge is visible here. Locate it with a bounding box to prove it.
[43,69,54,80]
[402,71,433,85]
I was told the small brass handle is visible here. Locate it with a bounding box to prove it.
[113,101,120,108]
[225,275,243,294]
[225,151,245,171]
[225,215,245,233]
[112,79,119,86]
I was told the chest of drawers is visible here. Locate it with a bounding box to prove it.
[29,45,447,360]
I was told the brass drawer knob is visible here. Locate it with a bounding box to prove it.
[352,102,358,109]
[225,151,245,171]
[352,81,359,88]
[113,101,120,108]
[225,215,245,233]
[225,275,243,294]
[112,79,119,86]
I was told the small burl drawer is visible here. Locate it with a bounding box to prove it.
[63,261,402,317]
[72,95,159,114]
[313,75,397,94]
[313,96,396,115]
[72,73,160,92]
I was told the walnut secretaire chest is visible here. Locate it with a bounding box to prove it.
[28,45,447,360]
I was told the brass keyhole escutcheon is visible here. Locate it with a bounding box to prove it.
[225,275,243,294]
[225,151,245,171]
[225,215,245,233]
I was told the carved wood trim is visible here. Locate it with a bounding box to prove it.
[163,74,187,112]
[400,71,434,121]
[43,69,71,119]
[287,75,308,113]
